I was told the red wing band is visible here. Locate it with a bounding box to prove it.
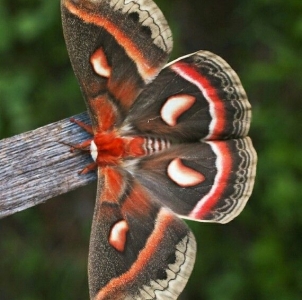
[95,208,196,300]
[63,0,171,83]
[171,61,226,140]
[189,141,232,220]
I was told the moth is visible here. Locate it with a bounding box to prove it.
[61,0,257,299]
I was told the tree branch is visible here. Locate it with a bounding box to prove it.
[0,112,97,219]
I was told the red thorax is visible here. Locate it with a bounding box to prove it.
[92,132,146,165]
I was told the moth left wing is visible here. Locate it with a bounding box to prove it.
[128,137,257,224]
[61,0,172,131]
[122,51,251,141]
[89,167,196,299]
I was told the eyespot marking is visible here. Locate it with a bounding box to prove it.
[161,94,196,126]
[167,158,205,187]
[90,48,111,78]
[109,220,129,252]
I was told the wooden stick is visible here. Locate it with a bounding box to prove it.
[0,112,97,219]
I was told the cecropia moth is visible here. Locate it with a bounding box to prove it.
[60,0,257,299]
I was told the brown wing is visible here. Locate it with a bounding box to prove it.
[61,0,172,132]
[88,167,196,299]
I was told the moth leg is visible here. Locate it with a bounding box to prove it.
[68,118,97,174]
[70,139,93,152]
[70,117,93,134]
[79,162,97,175]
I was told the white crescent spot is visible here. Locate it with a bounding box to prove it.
[167,158,205,187]
[109,220,129,252]
[161,94,196,126]
[90,48,111,78]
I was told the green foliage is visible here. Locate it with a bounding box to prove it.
[0,0,83,137]
[0,0,301,299]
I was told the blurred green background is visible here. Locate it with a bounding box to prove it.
[1,0,302,299]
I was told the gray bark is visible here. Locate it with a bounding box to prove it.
[0,112,97,218]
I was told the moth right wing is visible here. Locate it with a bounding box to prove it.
[123,50,251,141]
[61,0,173,132]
